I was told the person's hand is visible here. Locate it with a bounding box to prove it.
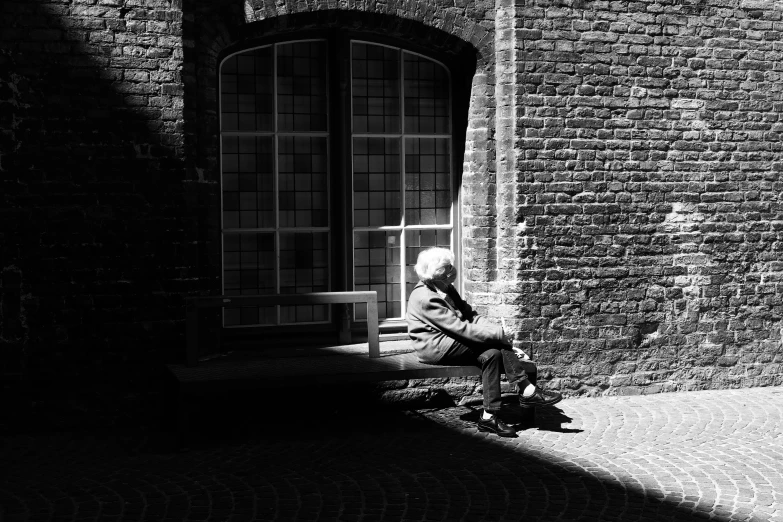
[501,328,514,346]
[512,347,530,360]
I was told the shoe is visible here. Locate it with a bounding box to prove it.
[476,416,517,437]
[518,387,562,408]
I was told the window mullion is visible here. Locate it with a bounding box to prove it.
[448,66,457,294]
[222,131,329,137]
[450,138,455,256]
[273,43,281,325]
[348,39,355,295]
[399,48,407,317]
[326,39,332,297]
[353,224,451,230]
[351,133,449,138]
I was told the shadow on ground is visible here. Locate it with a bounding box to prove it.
[1,383,733,521]
[458,396,585,435]
[148,390,705,520]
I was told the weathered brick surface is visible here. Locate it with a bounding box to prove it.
[0,0,193,389]
[2,0,782,402]
[505,0,783,395]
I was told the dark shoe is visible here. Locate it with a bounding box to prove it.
[518,387,562,408]
[476,415,517,437]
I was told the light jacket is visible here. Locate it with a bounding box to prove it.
[406,281,504,363]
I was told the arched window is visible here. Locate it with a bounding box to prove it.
[219,37,455,328]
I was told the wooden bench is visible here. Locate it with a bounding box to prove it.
[181,291,383,366]
[165,291,535,445]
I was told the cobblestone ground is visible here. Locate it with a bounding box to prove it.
[1,387,782,521]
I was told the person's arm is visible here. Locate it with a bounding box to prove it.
[417,292,504,345]
[447,286,480,322]
[448,287,517,347]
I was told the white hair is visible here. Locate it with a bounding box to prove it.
[414,247,455,283]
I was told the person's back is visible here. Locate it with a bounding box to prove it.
[407,280,504,363]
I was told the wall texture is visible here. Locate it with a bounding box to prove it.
[1,0,195,398]
[501,0,783,395]
[2,0,782,406]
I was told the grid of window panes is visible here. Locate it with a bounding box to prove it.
[279,232,329,323]
[277,43,328,132]
[222,136,275,230]
[278,136,329,228]
[351,42,452,320]
[404,53,450,134]
[222,232,277,326]
[353,137,402,227]
[353,231,401,320]
[220,41,330,326]
[220,47,274,132]
[352,44,401,134]
[405,138,451,226]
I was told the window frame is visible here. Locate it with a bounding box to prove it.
[218,38,335,329]
[348,40,457,328]
[216,28,470,335]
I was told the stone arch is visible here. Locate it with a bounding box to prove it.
[185,3,492,177]
[243,0,493,59]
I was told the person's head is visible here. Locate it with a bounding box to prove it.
[414,247,457,287]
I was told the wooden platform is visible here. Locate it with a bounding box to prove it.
[165,340,537,447]
[167,338,537,394]
[167,344,484,395]
[167,292,536,446]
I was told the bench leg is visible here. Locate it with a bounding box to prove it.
[163,373,189,451]
[176,393,189,450]
[338,304,351,344]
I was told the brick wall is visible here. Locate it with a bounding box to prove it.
[2,0,782,404]
[498,0,783,395]
[0,0,196,393]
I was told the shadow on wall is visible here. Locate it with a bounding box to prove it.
[0,1,218,402]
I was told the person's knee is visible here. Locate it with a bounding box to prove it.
[519,359,537,371]
[477,348,502,365]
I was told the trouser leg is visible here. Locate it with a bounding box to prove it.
[439,342,503,413]
[500,348,529,386]
[475,348,503,412]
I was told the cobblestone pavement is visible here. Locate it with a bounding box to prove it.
[1,386,782,522]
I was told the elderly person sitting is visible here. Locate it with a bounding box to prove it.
[406,247,562,437]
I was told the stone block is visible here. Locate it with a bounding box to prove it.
[378,388,430,405]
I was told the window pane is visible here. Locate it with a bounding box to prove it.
[277,41,328,132]
[352,43,400,134]
[404,52,450,134]
[278,136,329,228]
[223,232,276,326]
[405,229,451,300]
[279,232,329,324]
[220,47,274,132]
[353,137,401,227]
[405,138,451,226]
[222,136,275,229]
[354,231,401,320]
